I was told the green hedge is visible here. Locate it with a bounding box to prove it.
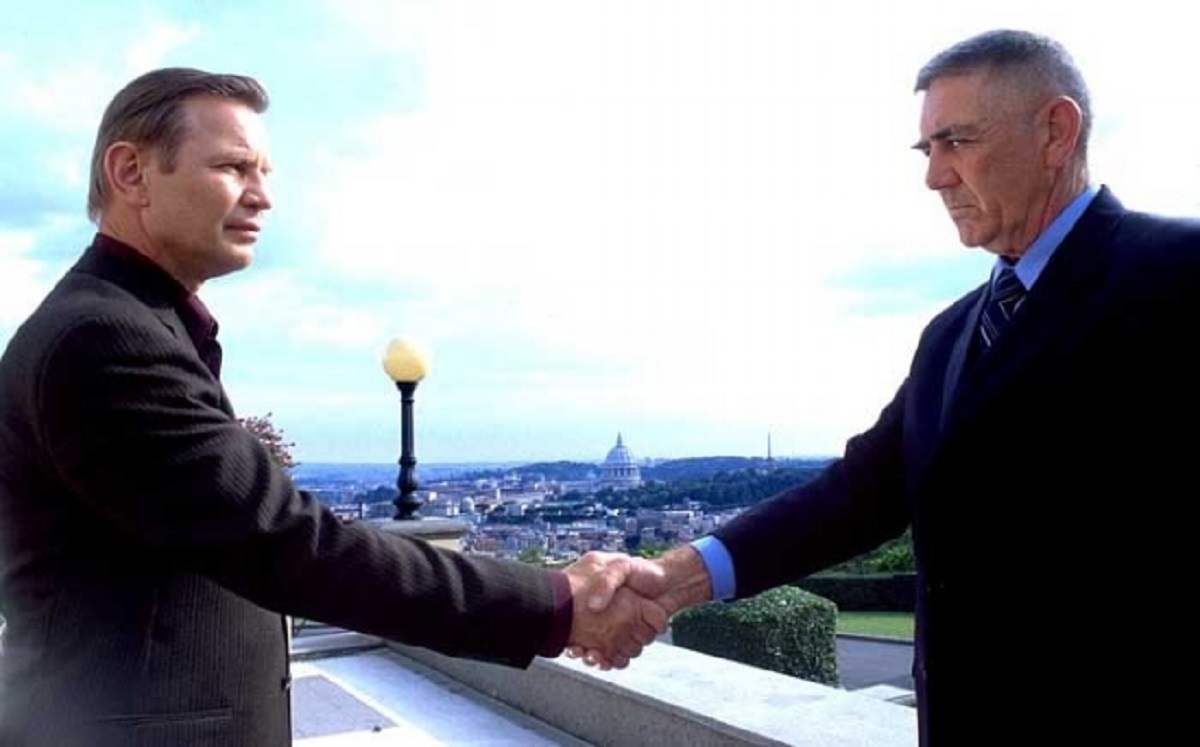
[794,573,916,612]
[670,586,838,686]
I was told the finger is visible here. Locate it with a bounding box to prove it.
[621,636,644,660]
[631,621,658,647]
[587,651,615,670]
[624,557,668,598]
[640,599,670,635]
[585,557,630,612]
[579,550,617,575]
[600,642,638,670]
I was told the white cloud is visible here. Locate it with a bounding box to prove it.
[8,66,112,132]
[122,20,202,73]
[1,18,201,134]
[319,0,436,52]
[0,231,53,330]
[273,0,1200,459]
[8,0,1200,461]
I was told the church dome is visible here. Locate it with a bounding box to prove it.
[599,433,642,490]
[604,433,635,466]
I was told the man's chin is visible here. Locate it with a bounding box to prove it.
[951,222,989,250]
[955,230,982,249]
[210,247,255,278]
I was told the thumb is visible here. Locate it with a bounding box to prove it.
[585,556,631,612]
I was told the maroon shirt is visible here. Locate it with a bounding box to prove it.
[93,233,222,378]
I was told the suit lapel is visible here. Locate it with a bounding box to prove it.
[150,306,187,342]
[73,238,236,414]
[938,188,1123,441]
[939,289,986,430]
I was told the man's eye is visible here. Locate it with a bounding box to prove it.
[947,138,966,149]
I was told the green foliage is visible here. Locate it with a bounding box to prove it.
[354,485,399,504]
[464,461,596,481]
[642,456,778,482]
[602,465,826,511]
[864,542,915,573]
[795,573,916,612]
[463,458,833,509]
[823,529,915,574]
[239,412,297,471]
[632,540,671,558]
[671,586,839,686]
[516,547,546,565]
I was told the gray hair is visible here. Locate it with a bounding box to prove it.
[915,29,1091,158]
[87,68,269,222]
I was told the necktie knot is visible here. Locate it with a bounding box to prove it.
[979,267,1026,349]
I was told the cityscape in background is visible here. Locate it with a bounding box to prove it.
[292,434,832,564]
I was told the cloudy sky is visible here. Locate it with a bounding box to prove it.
[3,1,1197,464]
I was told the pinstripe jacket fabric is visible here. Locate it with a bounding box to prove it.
[0,235,559,746]
[713,188,1200,745]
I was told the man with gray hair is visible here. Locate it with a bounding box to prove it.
[585,28,1200,745]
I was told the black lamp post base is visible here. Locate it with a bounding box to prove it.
[393,495,423,521]
[393,380,422,521]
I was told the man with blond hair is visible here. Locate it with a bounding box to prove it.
[0,67,664,747]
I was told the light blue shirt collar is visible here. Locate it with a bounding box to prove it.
[994,184,1100,290]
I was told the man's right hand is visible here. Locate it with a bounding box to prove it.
[565,545,715,666]
[562,552,669,669]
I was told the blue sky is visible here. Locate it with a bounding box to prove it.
[3,1,1198,464]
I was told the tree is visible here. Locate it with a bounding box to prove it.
[634,540,672,559]
[516,547,546,566]
[238,412,297,471]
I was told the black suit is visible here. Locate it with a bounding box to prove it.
[0,236,560,746]
[714,188,1200,744]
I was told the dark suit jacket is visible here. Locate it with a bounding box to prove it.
[0,238,560,746]
[714,188,1200,745]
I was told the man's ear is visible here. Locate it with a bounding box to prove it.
[103,142,151,207]
[1042,96,1083,168]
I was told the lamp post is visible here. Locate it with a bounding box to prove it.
[382,338,430,520]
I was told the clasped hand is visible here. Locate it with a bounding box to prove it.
[561,551,673,670]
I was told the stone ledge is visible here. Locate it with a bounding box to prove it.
[855,684,918,707]
[385,640,917,746]
[292,630,384,661]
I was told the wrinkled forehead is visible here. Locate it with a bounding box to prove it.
[917,70,1023,133]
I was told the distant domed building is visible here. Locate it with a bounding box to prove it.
[598,433,642,490]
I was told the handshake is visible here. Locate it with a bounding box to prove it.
[559,546,714,670]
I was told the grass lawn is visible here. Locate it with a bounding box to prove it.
[836,611,914,640]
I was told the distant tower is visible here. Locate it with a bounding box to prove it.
[599,433,643,490]
[765,432,777,471]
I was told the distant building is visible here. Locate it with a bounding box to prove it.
[598,433,643,490]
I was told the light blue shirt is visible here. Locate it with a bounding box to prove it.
[999,184,1099,290]
[691,185,1101,601]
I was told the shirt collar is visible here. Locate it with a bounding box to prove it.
[91,233,222,376]
[994,184,1100,290]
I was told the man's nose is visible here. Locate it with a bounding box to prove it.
[924,151,959,191]
[245,177,272,211]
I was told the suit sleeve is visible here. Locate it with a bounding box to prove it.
[34,310,562,666]
[713,381,911,598]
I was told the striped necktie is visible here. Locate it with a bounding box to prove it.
[978,267,1026,350]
